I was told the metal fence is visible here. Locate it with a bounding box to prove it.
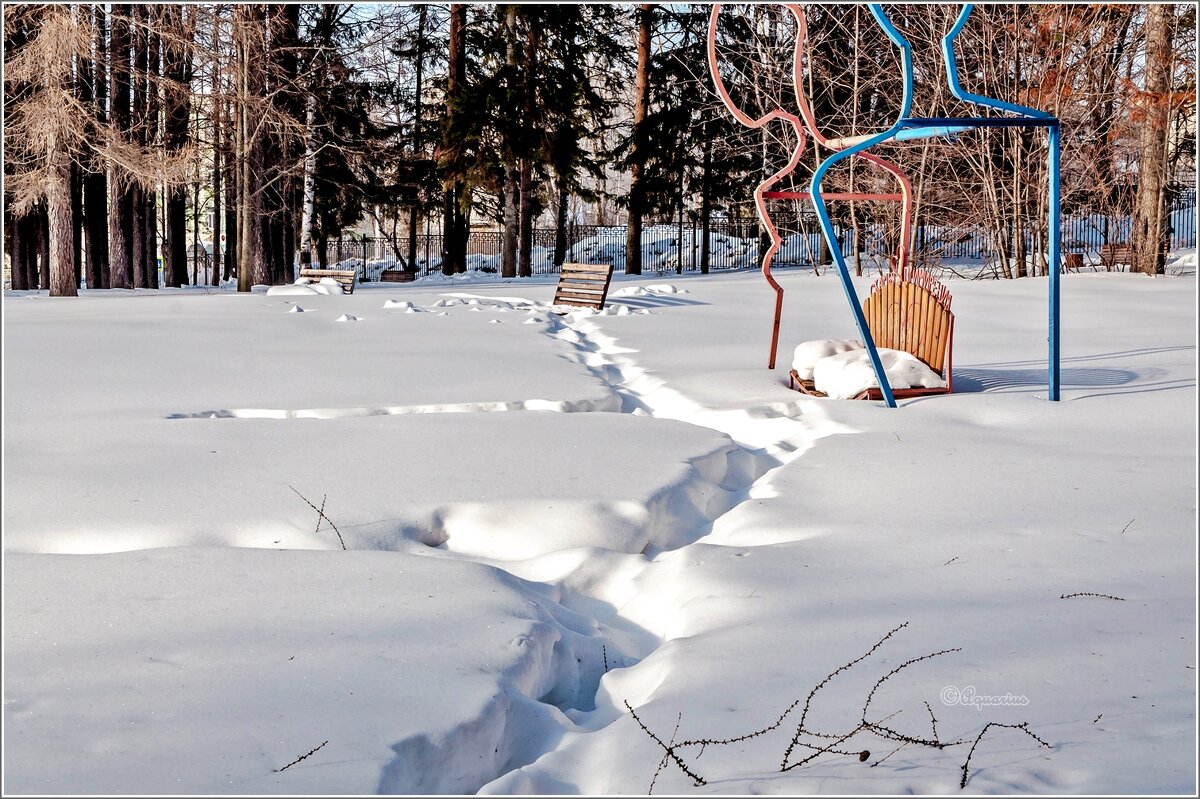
[304,194,1196,282]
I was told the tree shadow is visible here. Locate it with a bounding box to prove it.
[952,346,1195,397]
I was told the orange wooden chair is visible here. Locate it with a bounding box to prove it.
[789,268,954,400]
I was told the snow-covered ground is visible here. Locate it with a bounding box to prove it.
[3,255,1196,795]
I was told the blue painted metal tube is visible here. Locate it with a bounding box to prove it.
[811,135,900,408]
[1048,123,1062,400]
[942,5,1053,119]
[869,7,914,117]
[893,125,974,141]
[812,3,928,408]
[901,117,1059,129]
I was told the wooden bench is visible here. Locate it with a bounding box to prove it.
[1098,244,1134,271]
[298,268,357,294]
[552,262,614,310]
[789,267,954,400]
[380,269,417,283]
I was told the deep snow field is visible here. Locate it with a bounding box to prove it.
[3,257,1197,795]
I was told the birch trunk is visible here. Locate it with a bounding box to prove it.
[298,92,317,268]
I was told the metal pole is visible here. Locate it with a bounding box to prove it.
[1048,122,1061,401]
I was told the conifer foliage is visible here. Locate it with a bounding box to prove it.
[3,4,1194,292]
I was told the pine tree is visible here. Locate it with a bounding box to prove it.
[625,3,653,276]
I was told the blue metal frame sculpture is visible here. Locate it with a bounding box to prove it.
[810,3,1062,407]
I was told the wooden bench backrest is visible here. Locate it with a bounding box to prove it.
[299,268,357,294]
[379,269,416,283]
[553,262,614,310]
[862,268,953,376]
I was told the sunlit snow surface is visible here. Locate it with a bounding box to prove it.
[3,259,1196,794]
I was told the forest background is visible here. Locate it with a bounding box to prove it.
[3,3,1196,296]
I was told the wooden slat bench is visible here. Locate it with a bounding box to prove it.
[298,268,357,294]
[789,267,954,400]
[380,269,417,283]
[552,262,614,310]
[1098,244,1133,271]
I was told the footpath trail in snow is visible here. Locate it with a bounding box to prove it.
[3,270,1195,795]
[4,280,848,795]
[387,289,855,792]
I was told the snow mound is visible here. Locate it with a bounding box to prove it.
[384,299,417,310]
[268,284,321,296]
[812,347,945,399]
[283,277,342,296]
[287,305,308,313]
[791,339,865,381]
[611,284,687,298]
[335,314,359,322]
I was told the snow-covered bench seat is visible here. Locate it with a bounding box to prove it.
[298,268,357,294]
[789,268,954,400]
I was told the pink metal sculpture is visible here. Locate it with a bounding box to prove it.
[706,5,807,370]
[707,4,915,369]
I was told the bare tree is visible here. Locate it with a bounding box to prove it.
[1132,4,1175,276]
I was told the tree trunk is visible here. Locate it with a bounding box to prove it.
[553,179,569,268]
[625,3,653,276]
[5,210,20,290]
[48,145,77,296]
[37,205,51,289]
[406,4,427,275]
[517,16,539,279]
[70,160,84,288]
[223,99,238,282]
[237,8,251,291]
[12,214,29,290]
[502,178,519,278]
[498,6,520,279]
[145,10,161,289]
[299,93,317,268]
[441,4,467,276]
[129,4,148,289]
[107,5,133,289]
[164,5,190,287]
[83,2,109,289]
[1131,4,1173,277]
[700,118,712,274]
[1012,133,1026,278]
[518,159,534,278]
[107,172,131,289]
[18,213,33,289]
[235,6,266,290]
[211,11,223,287]
[276,2,300,285]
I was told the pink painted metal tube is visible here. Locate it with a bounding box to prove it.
[707,4,810,369]
[708,4,917,373]
[789,6,915,278]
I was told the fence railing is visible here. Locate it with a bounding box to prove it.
[302,201,1194,283]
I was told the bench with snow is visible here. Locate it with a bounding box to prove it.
[788,267,954,400]
[552,262,615,311]
[379,269,417,283]
[298,268,357,294]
